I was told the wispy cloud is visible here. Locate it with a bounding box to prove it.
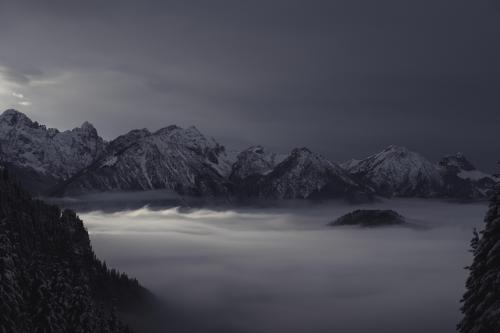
[11,91,24,99]
[10,90,31,106]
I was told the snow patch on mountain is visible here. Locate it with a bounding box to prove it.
[0,109,106,180]
[56,123,232,196]
[1,109,495,200]
[252,148,369,200]
[230,145,287,181]
[438,153,497,198]
[344,145,443,197]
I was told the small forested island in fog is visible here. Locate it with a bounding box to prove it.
[329,209,406,227]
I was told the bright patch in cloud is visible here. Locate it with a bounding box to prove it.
[11,91,24,99]
[18,101,31,106]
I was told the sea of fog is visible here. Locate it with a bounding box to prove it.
[76,196,487,333]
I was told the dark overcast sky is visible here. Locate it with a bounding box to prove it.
[0,0,499,170]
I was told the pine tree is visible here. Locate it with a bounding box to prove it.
[0,165,152,332]
[458,165,500,332]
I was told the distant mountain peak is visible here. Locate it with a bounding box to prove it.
[379,145,411,156]
[186,125,201,133]
[439,152,476,171]
[154,124,180,136]
[345,145,442,197]
[290,147,313,156]
[0,109,494,200]
[0,109,106,183]
[1,109,35,126]
[246,145,265,154]
[252,146,368,200]
[230,145,285,181]
[438,152,496,197]
[2,108,26,117]
[80,120,94,130]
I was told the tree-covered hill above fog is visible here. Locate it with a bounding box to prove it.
[459,175,500,332]
[0,165,152,332]
[0,109,497,200]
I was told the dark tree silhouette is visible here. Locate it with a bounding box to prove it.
[458,164,500,332]
[0,166,150,332]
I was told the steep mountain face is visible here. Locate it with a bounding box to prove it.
[55,125,233,197]
[229,145,286,181]
[343,145,443,197]
[0,109,106,193]
[438,153,497,198]
[237,148,371,200]
[1,110,495,200]
[0,166,151,332]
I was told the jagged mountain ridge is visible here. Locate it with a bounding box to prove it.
[230,145,286,181]
[236,148,371,200]
[342,145,444,197]
[0,109,496,200]
[54,125,233,196]
[438,153,497,198]
[0,109,106,194]
[342,146,497,198]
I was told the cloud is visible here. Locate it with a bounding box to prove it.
[80,198,487,333]
[11,91,24,99]
[0,0,498,170]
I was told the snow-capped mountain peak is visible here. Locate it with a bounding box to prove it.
[0,110,106,184]
[251,147,368,200]
[2,108,32,123]
[344,145,443,197]
[439,152,476,172]
[438,153,497,197]
[230,145,286,181]
[56,122,234,196]
[0,109,494,200]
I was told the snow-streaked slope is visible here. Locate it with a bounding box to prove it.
[0,109,105,184]
[56,125,233,196]
[340,158,362,170]
[2,110,495,200]
[438,153,497,198]
[343,145,443,197]
[247,148,371,200]
[230,145,286,181]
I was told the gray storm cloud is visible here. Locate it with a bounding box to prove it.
[0,0,498,170]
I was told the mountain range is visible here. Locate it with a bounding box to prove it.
[0,109,497,200]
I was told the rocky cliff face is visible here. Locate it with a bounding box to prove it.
[438,153,497,198]
[0,109,106,194]
[229,145,286,182]
[0,110,496,200]
[235,148,371,200]
[342,145,444,197]
[54,125,233,197]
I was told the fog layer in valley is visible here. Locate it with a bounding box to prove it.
[80,198,486,333]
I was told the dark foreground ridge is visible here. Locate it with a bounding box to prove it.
[0,166,152,332]
[458,181,500,332]
[330,209,406,227]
